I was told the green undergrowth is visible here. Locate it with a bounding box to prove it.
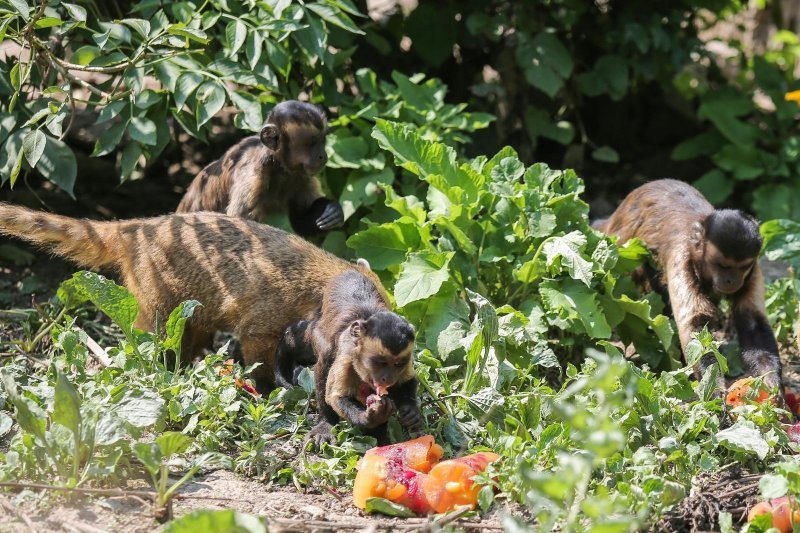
[2,123,800,532]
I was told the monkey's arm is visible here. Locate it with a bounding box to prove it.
[388,377,424,432]
[275,320,317,389]
[732,265,783,390]
[665,254,727,392]
[289,179,344,236]
[325,361,394,428]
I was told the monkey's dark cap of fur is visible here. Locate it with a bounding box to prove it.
[365,311,415,354]
[267,100,325,129]
[704,209,762,260]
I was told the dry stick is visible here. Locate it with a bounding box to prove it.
[717,482,759,500]
[0,482,240,502]
[406,505,473,533]
[83,334,113,367]
[0,493,37,533]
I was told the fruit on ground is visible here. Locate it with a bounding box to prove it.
[352,453,431,514]
[366,435,444,473]
[726,377,771,407]
[422,452,500,513]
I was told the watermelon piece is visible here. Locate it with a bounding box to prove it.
[366,435,444,473]
[422,452,500,513]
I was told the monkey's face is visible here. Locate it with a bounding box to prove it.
[704,243,755,295]
[349,314,416,391]
[283,124,328,176]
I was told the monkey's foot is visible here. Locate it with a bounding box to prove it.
[306,420,336,450]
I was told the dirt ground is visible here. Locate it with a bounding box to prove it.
[0,469,510,532]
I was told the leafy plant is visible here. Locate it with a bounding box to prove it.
[134,431,230,521]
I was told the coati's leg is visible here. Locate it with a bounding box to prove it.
[240,335,279,393]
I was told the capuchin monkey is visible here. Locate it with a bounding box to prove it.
[177,100,344,237]
[0,203,375,391]
[596,179,782,397]
[275,270,423,448]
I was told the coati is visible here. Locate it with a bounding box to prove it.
[275,270,423,447]
[596,179,782,394]
[176,100,344,237]
[0,203,376,390]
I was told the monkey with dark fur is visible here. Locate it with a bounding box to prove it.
[596,179,782,396]
[275,270,423,447]
[177,100,344,237]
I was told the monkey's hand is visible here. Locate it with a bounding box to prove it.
[397,402,424,433]
[306,420,336,450]
[361,395,395,428]
[315,201,344,230]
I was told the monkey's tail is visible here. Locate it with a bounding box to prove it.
[0,203,121,269]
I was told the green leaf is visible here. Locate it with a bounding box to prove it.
[120,142,143,182]
[542,232,594,286]
[0,412,12,437]
[116,389,165,428]
[133,442,161,476]
[22,129,45,168]
[515,32,573,97]
[174,71,204,109]
[693,169,733,204]
[62,2,87,22]
[716,421,769,460]
[577,55,629,101]
[122,18,150,38]
[156,431,193,457]
[53,368,81,436]
[759,474,788,500]
[7,0,30,20]
[346,220,423,270]
[540,281,611,338]
[364,497,415,518]
[128,117,157,146]
[591,146,619,163]
[245,32,262,69]
[163,510,266,533]
[306,3,364,34]
[57,271,139,336]
[195,81,226,127]
[163,300,202,356]
[1,371,46,443]
[226,19,247,56]
[394,251,454,308]
[671,130,725,161]
[34,136,75,196]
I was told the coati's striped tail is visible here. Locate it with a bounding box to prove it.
[0,203,119,269]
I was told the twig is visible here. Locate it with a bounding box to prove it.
[48,59,114,101]
[0,493,38,533]
[83,334,112,367]
[717,482,759,500]
[0,481,241,502]
[406,505,474,533]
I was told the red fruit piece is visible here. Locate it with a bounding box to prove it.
[366,394,381,408]
[366,435,444,473]
[726,378,771,407]
[785,422,800,444]
[422,452,500,513]
[353,454,432,514]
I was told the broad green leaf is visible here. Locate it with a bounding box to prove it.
[128,117,157,146]
[543,231,594,286]
[540,282,611,338]
[394,251,454,308]
[37,136,77,198]
[57,271,138,336]
[693,169,733,204]
[156,431,193,457]
[94,412,128,446]
[1,371,46,443]
[133,442,161,476]
[22,129,45,168]
[120,141,143,181]
[163,510,266,533]
[306,3,364,34]
[364,497,415,518]
[226,19,247,56]
[672,130,725,161]
[759,474,788,500]
[577,55,629,101]
[346,219,423,270]
[0,412,12,437]
[716,421,769,459]
[164,300,202,356]
[53,368,81,436]
[195,81,226,127]
[116,389,165,428]
[7,0,30,20]
[515,32,572,97]
[62,2,87,22]
[174,71,204,109]
[122,18,150,38]
[591,146,619,163]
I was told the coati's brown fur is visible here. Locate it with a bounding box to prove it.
[275,270,422,446]
[176,100,343,237]
[0,203,378,389]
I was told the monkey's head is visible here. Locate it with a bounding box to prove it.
[260,100,328,175]
[349,311,416,391]
[691,209,761,295]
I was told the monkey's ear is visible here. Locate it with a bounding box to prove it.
[690,221,705,249]
[349,320,365,339]
[260,124,280,150]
